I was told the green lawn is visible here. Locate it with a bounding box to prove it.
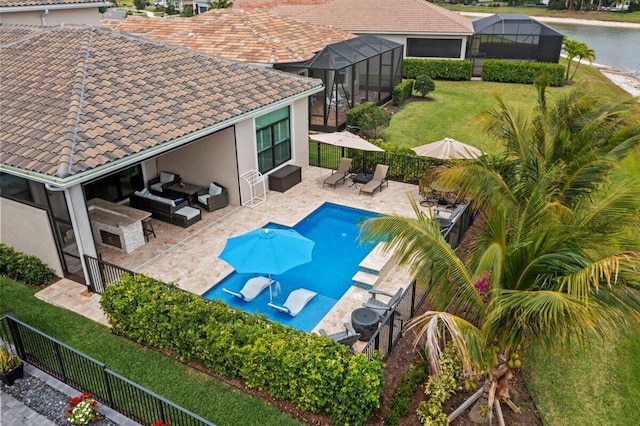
[0,277,302,426]
[523,323,640,425]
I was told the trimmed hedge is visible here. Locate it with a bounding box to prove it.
[101,274,385,425]
[392,79,414,106]
[403,59,472,81]
[481,59,565,86]
[0,243,54,286]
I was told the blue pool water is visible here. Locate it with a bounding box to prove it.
[203,202,379,332]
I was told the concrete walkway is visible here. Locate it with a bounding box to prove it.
[1,390,56,426]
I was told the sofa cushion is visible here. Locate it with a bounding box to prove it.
[150,182,164,193]
[160,172,175,183]
[175,206,200,220]
[209,183,222,196]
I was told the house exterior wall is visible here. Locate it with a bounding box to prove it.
[367,33,469,60]
[154,126,241,205]
[0,8,103,26]
[291,96,310,168]
[0,197,64,277]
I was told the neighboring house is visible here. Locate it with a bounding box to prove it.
[101,8,357,66]
[0,0,111,26]
[102,9,402,131]
[0,24,322,284]
[242,0,474,60]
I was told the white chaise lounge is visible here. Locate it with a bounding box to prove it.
[268,288,317,316]
[222,276,273,302]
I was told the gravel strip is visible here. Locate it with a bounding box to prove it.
[1,373,118,426]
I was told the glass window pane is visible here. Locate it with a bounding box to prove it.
[257,128,272,152]
[258,150,273,174]
[274,141,291,166]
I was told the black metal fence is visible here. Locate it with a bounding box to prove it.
[310,141,442,184]
[84,254,134,294]
[0,315,215,426]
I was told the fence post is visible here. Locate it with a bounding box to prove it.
[387,312,395,353]
[53,342,68,382]
[6,315,25,359]
[102,368,114,406]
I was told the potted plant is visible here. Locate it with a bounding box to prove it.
[0,343,23,386]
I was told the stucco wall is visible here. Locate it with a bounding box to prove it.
[0,8,103,26]
[0,197,64,277]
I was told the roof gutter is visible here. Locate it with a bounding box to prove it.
[0,2,112,13]
[0,85,323,190]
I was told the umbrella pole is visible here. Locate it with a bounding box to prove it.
[269,274,273,302]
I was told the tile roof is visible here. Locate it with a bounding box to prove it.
[0,0,107,9]
[101,9,356,64]
[0,24,322,180]
[256,0,474,35]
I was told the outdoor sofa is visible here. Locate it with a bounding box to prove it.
[130,190,201,227]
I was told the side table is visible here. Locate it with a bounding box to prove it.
[351,307,379,341]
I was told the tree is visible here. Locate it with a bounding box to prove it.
[414,75,435,98]
[360,85,640,424]
[133,0,146,10]
[563,37,596,82]
[208,0,233,8]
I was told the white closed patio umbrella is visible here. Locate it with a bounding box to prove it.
[412,137,484,160]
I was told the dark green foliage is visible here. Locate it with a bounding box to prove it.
[414,75,435,97]
[133,0,146,10]
[208,0,233,8]
[181,5,194,16]
[346,102,391,139]
[393,79,415,106]
[383,361,428,426]
[403,59,472,81]
[481,60,565,86]
[0,244,54,286]
[101,275,385,425]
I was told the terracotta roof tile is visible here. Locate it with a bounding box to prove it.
[0,24,322,179]
[101,8,355,64]
[259,0,474,34]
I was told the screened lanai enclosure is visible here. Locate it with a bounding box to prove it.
[468,14,563,64]
[277,35,403,132]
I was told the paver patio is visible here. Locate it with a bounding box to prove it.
[37,165,457,339]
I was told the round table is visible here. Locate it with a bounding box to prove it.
[352,173,373,186]
[437,217,452,229]
[351,307,379,341]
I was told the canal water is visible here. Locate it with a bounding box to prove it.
[546,22,640,76]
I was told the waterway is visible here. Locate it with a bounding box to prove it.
[546,22,640,76]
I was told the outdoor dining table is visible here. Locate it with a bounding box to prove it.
[350,172,373,188]
[351,307,379,341]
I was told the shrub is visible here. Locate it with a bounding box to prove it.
[101,275,385,425]
[393,79,415,106]
[346,101,391,139]
[384,359,428,426]
[403,59,472,81]
[481,60,565,86]
[414,75,435,97]
[0,243,54,286]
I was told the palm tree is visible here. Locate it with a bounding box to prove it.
[360,86,640,424]
[563,38,596,83]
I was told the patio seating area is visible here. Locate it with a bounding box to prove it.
[37,165,469,343]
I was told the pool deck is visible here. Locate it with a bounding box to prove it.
[36,165,450,340]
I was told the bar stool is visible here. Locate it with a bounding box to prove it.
[142,217,156,242]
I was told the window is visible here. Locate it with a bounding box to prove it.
[83,165,143,202]
[406,38,462,58]
[256,107,291,174]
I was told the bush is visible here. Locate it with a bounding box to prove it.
[481,59,565,86]
[403,59,472,81]
[0,243,54,286]
[384,360,428,426]
[392,79,415,106]
[101,275,385,425]
[414,75,435,97]
[346,101,391,139]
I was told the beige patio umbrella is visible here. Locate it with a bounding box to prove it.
[310,131,384,152]
[412,137,484,160]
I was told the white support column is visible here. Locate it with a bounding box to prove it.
[65,185,97,284]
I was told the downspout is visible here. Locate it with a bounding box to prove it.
[45,183,90,288]
[41,8,49,26]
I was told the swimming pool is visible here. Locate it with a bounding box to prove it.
[203,202,379,332]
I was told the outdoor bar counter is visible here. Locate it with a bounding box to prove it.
[88,198,151,253]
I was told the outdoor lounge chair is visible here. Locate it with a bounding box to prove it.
[363,288,403,319]
[323,158,353,189]
[359,164,389,197]
[222,276,273,302]
[319,322,361,347]
[268,288,317,316]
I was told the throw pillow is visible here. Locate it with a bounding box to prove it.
[160,172,175,184]
[209,183,222,196]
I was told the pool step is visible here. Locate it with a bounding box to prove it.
[352,242,394,290]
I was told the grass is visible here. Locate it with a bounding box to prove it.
[442,4,640,24]
[383,59,639,156]
[523,323,640,425]
[0,276,303,426]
